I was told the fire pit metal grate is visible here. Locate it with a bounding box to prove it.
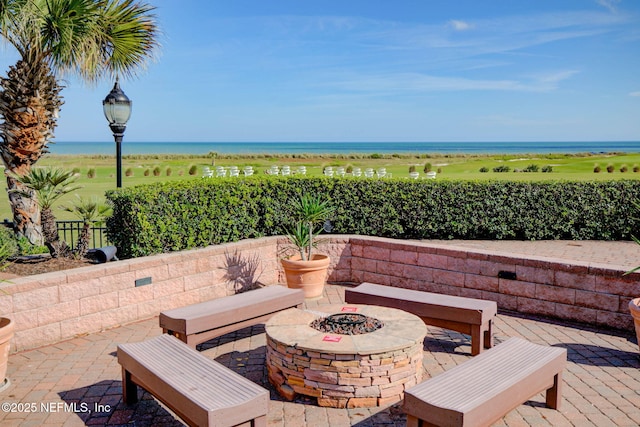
[310,312,383,335]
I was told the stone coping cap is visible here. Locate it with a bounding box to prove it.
[265,304,426,355]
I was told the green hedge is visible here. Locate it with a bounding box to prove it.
[106,177,640,258]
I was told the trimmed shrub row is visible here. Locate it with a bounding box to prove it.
[106,177,640,258]
[481,164,553,173]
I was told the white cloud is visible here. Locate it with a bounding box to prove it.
[209,11,630,73]
[328,11,630,72]
[629,91,640,97]
[449,20,473,31]
[325,69,579,95]
[528,70,581,85]
[596,0,621,13]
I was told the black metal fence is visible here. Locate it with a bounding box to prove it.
[3,220,109,250]
[56,220,109,250]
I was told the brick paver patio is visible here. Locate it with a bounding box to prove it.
[1,241,639,426]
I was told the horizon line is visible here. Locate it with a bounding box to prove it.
[53,140,640,144]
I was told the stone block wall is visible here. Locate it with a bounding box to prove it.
[348,236,640,330]
[1,235,636,352]
[1,237,281,352]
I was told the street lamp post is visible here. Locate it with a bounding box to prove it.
[103,78,132,188]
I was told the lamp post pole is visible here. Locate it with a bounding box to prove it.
[103,78,132,188]
[112,127,125,188]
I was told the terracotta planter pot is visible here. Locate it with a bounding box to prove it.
[630,298,640,352]
[281,254,330,299]
[0,317,14,391]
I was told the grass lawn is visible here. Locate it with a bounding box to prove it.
[1,151,639,221]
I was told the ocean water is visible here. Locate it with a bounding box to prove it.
[47,140,640,156]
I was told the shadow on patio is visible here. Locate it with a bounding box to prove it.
[3,283,639,426]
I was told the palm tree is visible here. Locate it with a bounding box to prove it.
[61,195,111,258]
[12,167,81,257]
[0,0,158,244]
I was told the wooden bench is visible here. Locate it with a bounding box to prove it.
[160,285,304,348]
[344,282,497,355]
[403,337,567,427]
[117,334,269,427]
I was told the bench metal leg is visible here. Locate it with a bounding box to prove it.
[233,416,266,427]
[484,319,494,349]
[122,368,138,405]
[546,372,563,410]
[472,321,494,355]
[406,415,438,427]
[471,326,483,356]
[406,414,421,427]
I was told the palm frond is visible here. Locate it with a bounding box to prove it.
[60,195,111,224]
[286,195,333,260]
[77,0,160,82]
[294,194,334,226]
[1,0,158,82]
[10,167,81,209]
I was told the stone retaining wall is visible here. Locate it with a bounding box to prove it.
[1,235,637,352]
[0,237,283,352]
[348,236,639,331]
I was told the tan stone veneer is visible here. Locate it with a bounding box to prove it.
[265,305,426,408]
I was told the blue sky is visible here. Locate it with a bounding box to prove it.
[1,0,639,143]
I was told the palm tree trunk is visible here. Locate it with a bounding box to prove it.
[75,224,91,258]
[41,207,68,258]
[5,174,43,244]
[0,60,62,246]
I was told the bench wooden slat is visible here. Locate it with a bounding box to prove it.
[118,334,269,427]
[345,283,497,355]
[346,282,495,324]
[160,286,304,347]
[403,337,567,427]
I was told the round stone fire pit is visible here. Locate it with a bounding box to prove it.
[265,304,426,408]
